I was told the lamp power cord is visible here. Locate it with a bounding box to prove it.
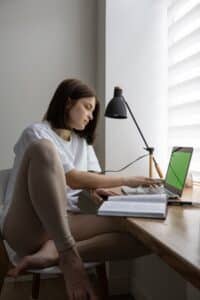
[102,153,149,174]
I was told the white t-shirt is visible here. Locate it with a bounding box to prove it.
[0,121,101,232]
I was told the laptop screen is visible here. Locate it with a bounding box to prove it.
[164,147,193,196]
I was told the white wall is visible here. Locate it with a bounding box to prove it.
[105,0,168,177]
[0,0,97,169]
[95,0,106,168]
[131,254,187,300]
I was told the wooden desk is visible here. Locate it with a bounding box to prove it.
[124,186,200,289]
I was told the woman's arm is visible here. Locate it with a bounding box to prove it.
[66,169,161,189]
[66,169,124,189]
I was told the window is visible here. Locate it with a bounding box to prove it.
[168,0,200,179]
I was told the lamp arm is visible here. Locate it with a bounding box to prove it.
[124,100,149,148]
[123,100,163,179]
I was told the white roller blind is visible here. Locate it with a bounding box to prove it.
[168,0,200,179]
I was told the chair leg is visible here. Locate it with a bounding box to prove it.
[0,278,5,295]
[95,263,109,299]
[31,273,41,300]
[0,268,8,296]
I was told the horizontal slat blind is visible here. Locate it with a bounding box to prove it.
[168,0,200,179]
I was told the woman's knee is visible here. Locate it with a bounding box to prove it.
[27,139,59,166]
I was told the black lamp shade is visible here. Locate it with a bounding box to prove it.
[105,87,127,119]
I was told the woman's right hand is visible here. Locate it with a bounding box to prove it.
[59,248,97,300]
[123,176,163,188]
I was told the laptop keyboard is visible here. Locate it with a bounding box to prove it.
[145,186,178,198]
[122,186,179,198]
[136,186,165,194]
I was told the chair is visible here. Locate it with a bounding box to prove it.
[0,169,109,299]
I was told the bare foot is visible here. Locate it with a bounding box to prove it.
[7,240,59,277]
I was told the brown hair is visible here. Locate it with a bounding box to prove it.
[44,79,100,144]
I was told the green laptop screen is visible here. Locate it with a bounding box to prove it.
[165,150,192,190]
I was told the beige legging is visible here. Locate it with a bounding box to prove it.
[3,139,149,261]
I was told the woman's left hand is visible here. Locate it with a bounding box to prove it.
[96,188,120,198]
[90,188,120,205]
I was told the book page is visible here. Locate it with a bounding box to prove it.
[108,194,167,203]
[98,200,167,218]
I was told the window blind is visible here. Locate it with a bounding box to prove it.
[168,0,200,179]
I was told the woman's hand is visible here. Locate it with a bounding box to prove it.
[90,188,120,205]
[123,176,163,188]
[60,248,97,300]
[96,188,120,198]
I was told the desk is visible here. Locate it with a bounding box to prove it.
[124,186,200,290]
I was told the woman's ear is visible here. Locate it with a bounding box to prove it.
[65,97,73,111]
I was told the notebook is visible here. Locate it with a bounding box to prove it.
[98,194,168,219]
[122,147,193,199]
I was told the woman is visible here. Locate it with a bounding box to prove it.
[1,79,160,300]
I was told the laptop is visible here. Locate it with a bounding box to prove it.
[122,147,193,199]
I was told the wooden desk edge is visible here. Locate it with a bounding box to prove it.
[124,218,200,290]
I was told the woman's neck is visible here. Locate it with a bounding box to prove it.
[54,128,72,141]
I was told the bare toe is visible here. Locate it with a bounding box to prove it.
[7,256,30,277]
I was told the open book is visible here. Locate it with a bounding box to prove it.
[98,194,168,219]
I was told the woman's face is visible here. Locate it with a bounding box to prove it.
[66,97,96,130]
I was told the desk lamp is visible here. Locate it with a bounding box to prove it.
[105,87,163,178]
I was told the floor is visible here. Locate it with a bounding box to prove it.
[1,276,135,300]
